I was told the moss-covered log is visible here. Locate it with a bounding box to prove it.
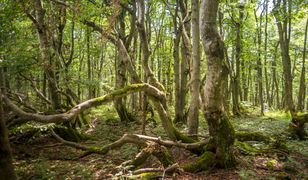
[236,131,272,142]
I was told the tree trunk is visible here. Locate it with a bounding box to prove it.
[272,42,280,109]
[173,0,183,123]
[200,0,236,167]
[274,0,304,138]
[114,10,134,123]
[86,27,92,99]
[33,0,61,110]
[0,68,17,180]
[274,0,295,114]
[233,6,243,115]
[297,18,307,111]
[187,0,201,136]
[254,8,264,115]
[177,0,190,124]
[264,1,270,108]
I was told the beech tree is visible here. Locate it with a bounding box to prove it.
[200,0,236,167]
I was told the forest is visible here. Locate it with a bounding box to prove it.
[0,0,307,179]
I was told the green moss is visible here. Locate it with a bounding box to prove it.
[172,127,196,143]
[236,131,271,142]
[94,84,146,102]
[139,172,160,179]
[171,127,205,155]
[234,141,260,154]
[153,146,174,168]
[183,151,215,173]
[266,159,278,169]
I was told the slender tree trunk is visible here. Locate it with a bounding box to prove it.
[173,0,183,123]
[188,0,201,136]
[200,0,236,167]
[230,4,244,115]
[297,18,307,111]
[178,0,190,124]
[255,9,264,115]
[0,67,17,180]
[86,27,92,99]
[272,42,280,109]
[264,1,270,108]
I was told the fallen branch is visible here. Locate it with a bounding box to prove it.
[51,131,148,155]
[131,134,208,150]
[133,163,182,175]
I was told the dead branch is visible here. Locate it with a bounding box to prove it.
[131,134,208,150]
[51,131,148,155]
[133,163,181,175]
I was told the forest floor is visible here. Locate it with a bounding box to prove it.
[10,107,308,180]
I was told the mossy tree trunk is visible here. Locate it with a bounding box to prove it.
[200,0,236,167]
[114,9,135,123]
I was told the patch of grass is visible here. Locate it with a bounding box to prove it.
[264,111,291,121]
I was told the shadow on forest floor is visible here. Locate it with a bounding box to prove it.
[10,108,308,179]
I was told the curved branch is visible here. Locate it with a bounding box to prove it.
[51,131,147,155]
[3,83,163,124]
[51,131,207,156]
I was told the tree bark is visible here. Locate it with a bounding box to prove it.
[31,0,62,110]
[274,0,295,115]
[172,0,184,124]
[254,8,264,115]
[200,0,236,167]
[297,18,307,111]
[114,10,134,123]
[232,4,243,116]
[272,42,280,109]
[187,0,201,136]
[264,1,270,108]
